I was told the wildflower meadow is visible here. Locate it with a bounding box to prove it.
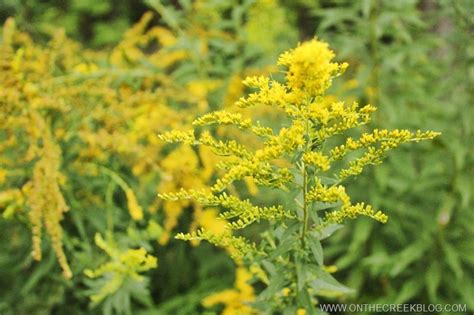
[0,1,472,314]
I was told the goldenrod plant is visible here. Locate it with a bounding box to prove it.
[159,39,439,313]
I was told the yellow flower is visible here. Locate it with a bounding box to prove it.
[0,169,7,184]
[202,267,256,315]
[323,265,338,273]
[303,152,330,171]
[194,207,227,236]
[278,39,347,97]
[159,200,185,245]
[125,189,143,221]
[296,309,307,315]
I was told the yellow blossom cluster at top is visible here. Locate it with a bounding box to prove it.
[278,40,348,97]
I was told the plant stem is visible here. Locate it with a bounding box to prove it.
[301,115,310,247]
[301,163,308,247]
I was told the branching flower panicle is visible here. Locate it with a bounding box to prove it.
[159,38,439,312]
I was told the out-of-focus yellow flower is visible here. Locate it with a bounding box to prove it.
[125,189,144,221]
[159,200,186,245]
[202,267,256,315]
[73,62,98,74]
[323,265,338,273]
[194,208,227,235]
[0,169,7,184]
[297,309,307,315]
[344,79,359,90]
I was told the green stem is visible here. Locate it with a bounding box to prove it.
[301,164,308,247]
[301,115,311,247]
[105,181,116,236]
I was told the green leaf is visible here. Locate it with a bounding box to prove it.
[389,241,427,277]
[20,250,56,296]
[312,201,341,211]
[455,175,471,209]
[297,288,316,315]
[441,240,463,279]
[307,235,324,266]
[361,0,372,18]
[394,279,423,304]
[455,278,474,309]
[268,236,297,260]
[261,260,276,276]
[281,220,301,241]
[310,268,354,298]
[318,176,339,185]
[145,0,181,31]
[259,270,287,300]
[283,306,298,315]
[315,223,344,240]
[296,258,306,291]
[425,261,441,301]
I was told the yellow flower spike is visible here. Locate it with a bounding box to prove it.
[325,202,388,224]
[202,266,256,314]
[24,113,71,278]
[158,130,196,144]
[193,111,252,129]
[159,200,185,245]
[125,189,144,221]
[195,208,228,236]
[237,76,291,110]
[224,74,245,108]
[243,177,259,196]
[2,17,16,48]
[278,39,346,97]
[0,189,21,205]
[296,309,307,315]
[303,152,330,172]
[323,265,338,273]
[307,180,351,206]
[250,264,269,284]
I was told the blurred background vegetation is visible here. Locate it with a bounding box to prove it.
[0,0,472,314]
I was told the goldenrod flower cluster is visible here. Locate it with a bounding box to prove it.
[202,267,256,315]
[125,189,144,221]
[159,38,439,310]
[303,152,331,172]
[26,116,71,278]
[0,12,231,278]
[277,40,348,97]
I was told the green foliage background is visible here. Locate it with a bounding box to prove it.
[0,0,472,314]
